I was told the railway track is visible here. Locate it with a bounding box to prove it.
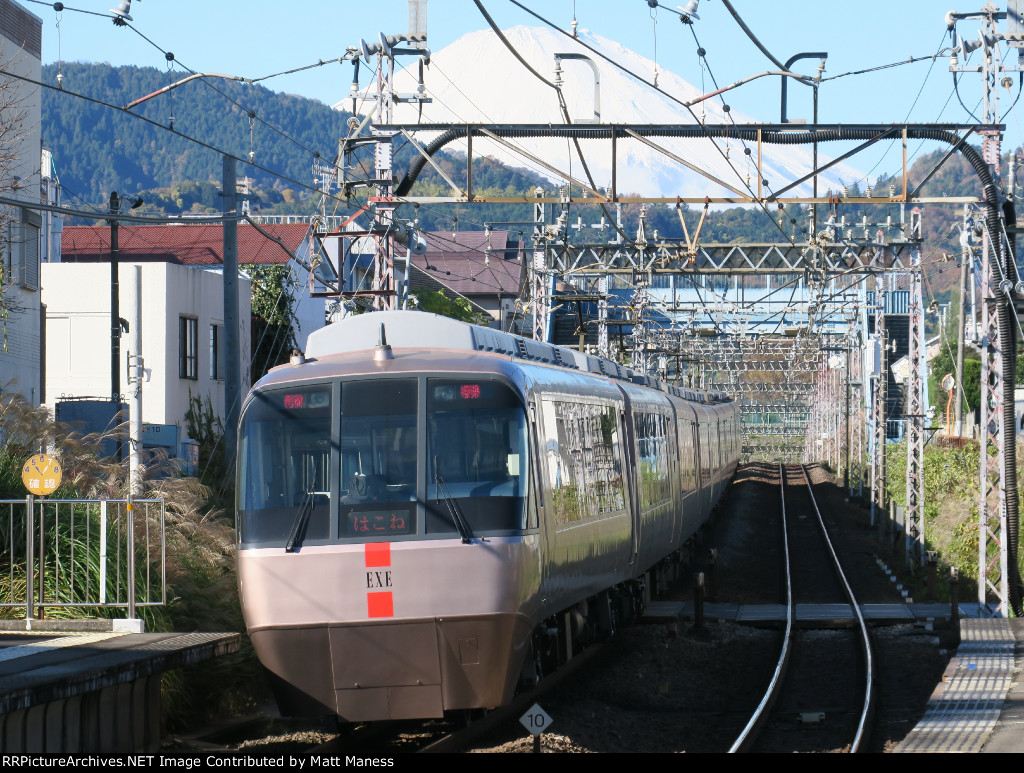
[729,463,875,753]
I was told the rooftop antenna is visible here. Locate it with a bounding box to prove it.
[375,323,395,361]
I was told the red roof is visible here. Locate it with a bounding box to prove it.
[411,230,524,296]
[60,223,311,266]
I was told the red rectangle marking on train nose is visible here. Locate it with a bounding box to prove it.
[365,542,391,567]
[367,591,394,618]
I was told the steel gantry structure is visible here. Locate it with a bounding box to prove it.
[323,118,982,567]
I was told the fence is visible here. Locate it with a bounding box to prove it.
[0,498,165,620]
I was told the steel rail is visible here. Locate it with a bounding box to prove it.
[798,464,876,752]
[729,464,876,752]
[728,463,794,753]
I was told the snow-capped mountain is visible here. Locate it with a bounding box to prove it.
[373,25,862,199]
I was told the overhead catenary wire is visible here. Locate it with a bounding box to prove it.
[474,1,803,248]
[30,0,370,206]
[472,0,636,246]
[108,10,353,166]
[716,0,787,71]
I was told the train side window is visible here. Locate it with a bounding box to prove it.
[634,411,671,509]
[541,399,624,525]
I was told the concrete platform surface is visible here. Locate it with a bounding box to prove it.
[897,618,1024,753]
[0,624,240,752]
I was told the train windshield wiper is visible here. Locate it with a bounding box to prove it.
[433,456,474,544]
[284,490,314,552]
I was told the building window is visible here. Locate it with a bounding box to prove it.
[210,323,225,380]
[179,316,198,379]
[3,211,40,291]
[17,208,40,290]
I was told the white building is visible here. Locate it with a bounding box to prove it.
[42,261,251,455]
[59,222,323,356]
[0,0,43,404]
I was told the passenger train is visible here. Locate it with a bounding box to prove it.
[236,310,739,722]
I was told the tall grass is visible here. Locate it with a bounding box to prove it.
[0,386,267,727]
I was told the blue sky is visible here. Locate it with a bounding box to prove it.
[29,0,1024,181]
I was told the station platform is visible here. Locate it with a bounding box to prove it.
[897,618,1024,753]
[642,601,1024,752]
[0,619,240,753]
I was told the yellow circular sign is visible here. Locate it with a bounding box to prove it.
[22,453,62,496]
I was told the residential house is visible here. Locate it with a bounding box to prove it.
[333,228,525,330]
[59,222,320,349]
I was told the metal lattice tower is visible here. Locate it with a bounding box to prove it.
[530,189,549,342]
[948,4,1023,616]
[978,126,1010,614]
[905,242,926,568]
[870,309,888,529]
[848,339,866,499]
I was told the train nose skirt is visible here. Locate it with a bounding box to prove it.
[252,614,525,722]
[332,622,444,722]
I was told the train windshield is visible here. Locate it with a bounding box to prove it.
[238,376,529,545]
[338,379,417,538]
[238,386,333,546]
[426,379,528,535]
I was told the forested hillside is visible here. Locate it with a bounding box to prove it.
[40,62,547,220]
[42,62,353,211]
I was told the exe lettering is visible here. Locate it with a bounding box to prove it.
[366,570,392,589]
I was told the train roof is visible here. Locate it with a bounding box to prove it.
[303,311,731,406]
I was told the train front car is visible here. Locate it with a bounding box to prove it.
[236,314,541,722]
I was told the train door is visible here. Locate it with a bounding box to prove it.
[618,391,640,567]
[526,392,548,584]
[691,419,701,502]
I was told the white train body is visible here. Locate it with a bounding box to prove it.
[236,311,739,721]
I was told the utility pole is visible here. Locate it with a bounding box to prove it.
[127,265,143,498]
[109,191,122,462]
[223,156,240,466]
[955,232,969,437]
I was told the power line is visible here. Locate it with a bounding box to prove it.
[501,0,798,247]
[1,66,361,215]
